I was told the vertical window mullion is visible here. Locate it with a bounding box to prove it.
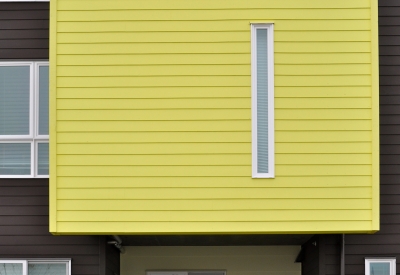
[31,140,35,177]
[33,63,38,177]
[29,63,34,139]
[23,260,28,275]
[30,63,35,177]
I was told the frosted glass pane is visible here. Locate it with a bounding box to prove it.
[28,263,67,275]
[38,66,49,135]
[0,143,31,175]
[38,143,49,175]
[370,263,391,275]
[256,29,269,173]
[0,66,30,135]
[0,263,23,275]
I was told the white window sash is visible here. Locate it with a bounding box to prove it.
[0,260,28,275]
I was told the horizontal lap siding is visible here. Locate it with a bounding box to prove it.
[51,0,378,234]
[339,1,400,274]
[0,2,49,60]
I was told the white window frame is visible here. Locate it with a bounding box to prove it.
[0,61,49,178]
[365,258,396,275]
[251,23,274,178]
[0,259,71,275]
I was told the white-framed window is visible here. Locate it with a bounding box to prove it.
[365,258,396,275]
[0,260,71,275]
[251,23,274,178]
[0,62,49,178]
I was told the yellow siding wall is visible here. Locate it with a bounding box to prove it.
[50,0,379,234]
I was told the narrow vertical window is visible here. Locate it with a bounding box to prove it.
[251,24,274,178]
[365,258,396,275]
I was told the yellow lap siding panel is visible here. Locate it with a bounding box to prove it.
[55,87,368,99]
[57,0,370,10]
[57,210,371,222]
[58,198,371,211]
[56,87,251,99]
[56,176,372,188]
[57,187,371,200]
[50,0,379,234]
[57,131,371,144]
[56,221,373,235]
[56,64,370,77]
[55,165,371,177]
[56,9,370,22]
[58,41,369,55]
[57,20,372,33]
[56,132,251,143]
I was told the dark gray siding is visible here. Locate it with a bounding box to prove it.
[0,179,104,275]
[0,2,49,60]
[322,235,340,275]
[311,0,400,275]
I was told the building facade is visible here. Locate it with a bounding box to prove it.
[1,1,388,275]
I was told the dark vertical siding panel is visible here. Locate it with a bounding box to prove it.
[0,179,103,275]
[0,2,49,60]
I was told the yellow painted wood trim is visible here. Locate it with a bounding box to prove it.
[49,0,57,233]
[370,0,379,232]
